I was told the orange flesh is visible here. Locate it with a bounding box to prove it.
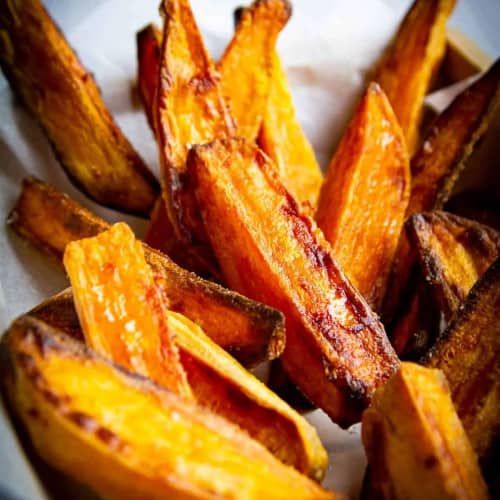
[372,0,456,152]
[258,52,323,210]
[189,138,399,427]
[316,83,410,310]
[63,223,192,398]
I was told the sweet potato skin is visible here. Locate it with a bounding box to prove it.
[408,59,500,215]
[8,177,285,367]
[29,290,327,480]
[0,0,159,216]
[63,223,192,399]
[1,317,334,500]
[424,258,500,461]
[316,83,410,311]
[155,0,234,275]
[219,0,291,141]
[362,362,488,500]
[136,23,162,132]
[372,0,456,152]
[188,138,399,427]
[408,211,500,320]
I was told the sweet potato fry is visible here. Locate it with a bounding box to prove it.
[0,0,159,216]
[423,258,500,461]
[409,59,500,215]
[372,0,456,152]
[362,362,488,500]
[188,138,399,427]
[136,23,162,132]
[258,52,323,210]
[30,291,326,479]
[408,211,500,320]
[63,223,192,399]
[383,59,500,353]
[316,83,410,311]
[1,317,334,499]
[8,177,285,367]
[155,0,233,275]
[218,0,291,141]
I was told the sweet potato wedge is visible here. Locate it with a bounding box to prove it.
[63,223,192,399]
[188,137,399,427]
[1,317,334,499]
[372,0,456,152]
[29,289,327,479]
[8,177,285,367]
[218,0,291,141]
[408,211,500,320]
[423,258,500,461]
[0,0,159,216]
[316,83,410,311]
[233,5,322,209]
[383,59,500,353]
[136,23,162,133]
[258,51,323,210]
[409,59,500,215]
[155,0,234,275]
[362,362,488,500]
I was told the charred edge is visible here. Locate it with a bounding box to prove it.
[422,258,500,364]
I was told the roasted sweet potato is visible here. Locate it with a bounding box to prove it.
[63,223,192,399]
[218,0,291,141]
[409,59,500,215]
[1,317,334,499]
[136,23,162,132]
[8,177,285,367]
[29,289,327,479]
[155,0,234,275]
[372,0,456,152]
[188,137,399,427]
[232,4,323,209]
[316,83,410,311]
[408,211,500,320]
[0,0,159,216]
[424,258,500,461]
[258,51,323,210]
[383,58,500,353]
[362,362,488,500]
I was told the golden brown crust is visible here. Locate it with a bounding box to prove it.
[362,362,488,500]
[0,0,159,216]
[1,316,334,499]
[188,137,399,427]
[372,0,456,152]
[424,258,500,461]
[316,83,410,311]
[407,211,500,320]
[8,177,285,367]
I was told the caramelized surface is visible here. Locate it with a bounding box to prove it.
[362,363,488,500]
[8,177,285,367]
[0,0,159,215]
[219,0,291,141]
[1,318,334,499]
[372,0,456,152]
[383,59,500,353]
[408,211,500,320]
[188,138,399,427]
[258,52,323,210]
[424,259,500,461]
[30,290,326,479]
[316,83,410,310]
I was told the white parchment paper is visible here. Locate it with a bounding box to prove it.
[0,1,497,498]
